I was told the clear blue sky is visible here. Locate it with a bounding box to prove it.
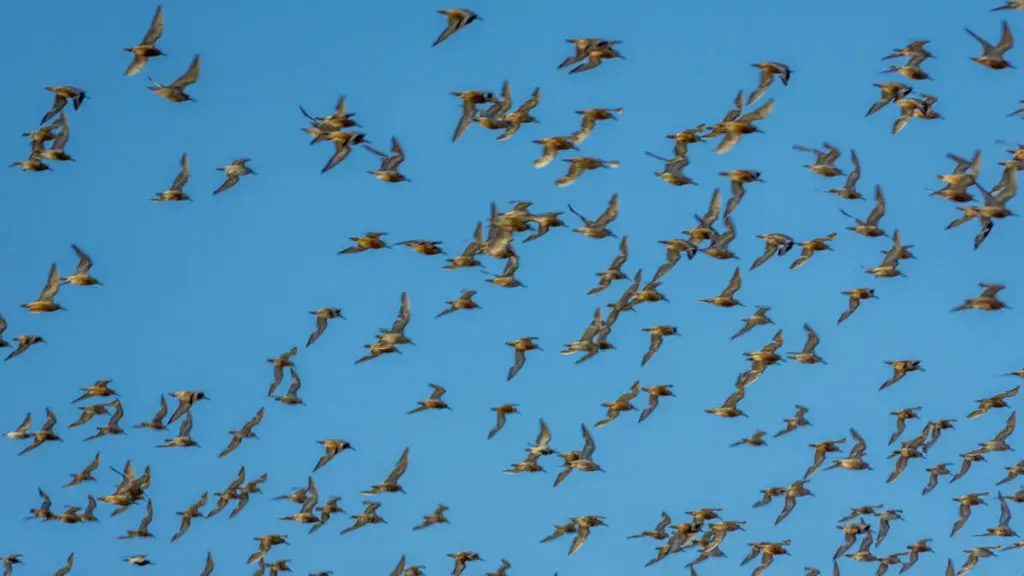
[1,0,1021,574]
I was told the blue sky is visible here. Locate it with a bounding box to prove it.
[1,0,1022,574]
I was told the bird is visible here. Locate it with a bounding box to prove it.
[488,404,519,439]
[748,62,792,105]
[569,194,620,239]
[838,288,877,325]
[306,308,344,348]
[40,86,87,125]
[148,54,201,102]
[407,384,452,414]
[506,337,541,381]
[638,385,675,423]
[555,157,620,187]
[152,153,192,202]
[365,137,411,183]
[640,325,678,366]
[840,185,888,237]
[267,347,299,397]
[966,20,1016,69]
[218,407,265,457]
[124,5,165,76]
[700,267,744,308]
[313,439,354,472]
[61,244,102,286]
[213,158,257,195]
[594,381,641,428]
[21,263,65,313]
[433,9,481,47]
[953,283,1011,311]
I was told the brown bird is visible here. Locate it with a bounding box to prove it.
[553,424,603,487]
[307,308,344,348]
[699,267,744,308]
[61,244,103,287]
[51,553,74,576]
[313,439,354,472]
[565,40,625,75]
[407,384,451,415]
[889,407,922,445]
[365,137,411,183]
[213,158,257,195]
[448,551,483,576]
[40,85,86,123]
[775,405,811,437]
[272,368,305,406]
[558,515,607,556]
[85,399,126,441]
[149,153,192,203]
[148,54,201,103]
[823,150,864,200]
[953,283,1010,312]
[786,324,826,365]
[559,39,622,73]
[732,306,774,340]
[340,500,386,535]
[922,463,952,495]
[588,236,630,295]
[951,492,989,536]
[595,381,641,428]
[790,234,837,270]
[968,385,1020,419]
[556,157,620,187]
[748,62,792,105]
[506,337,541,381]
[840,185,887,237]
[436,290,481,318]
[171,491,208,542]
[533,136,580,169]
[569,194,619,239]
[488,404,520,439]
[21,263,65,314]
[967,20,1015,69]
[433,9,481,47]
[731,430,768,448]
[837,288,877,325]
[866,83,913,117]
[638,385,675,423]
[794,142,844,177]
[20,408,61,456]
[339,232,390,255]
[709,98,774,154]
[975,492,1017,537]
[124,5,164,76]
[640,325,678,366]
[413,504,450,530]
[156,411,199,448]
[705,388,748,419]
[119,499,155,539]
[64,451,101,488]
[218,407,265,458]
[880,360,924,391]
[267,347,298,397]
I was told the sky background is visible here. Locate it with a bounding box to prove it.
[0,0,1022,574]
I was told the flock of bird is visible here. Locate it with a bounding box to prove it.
[5,2,1024,576]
